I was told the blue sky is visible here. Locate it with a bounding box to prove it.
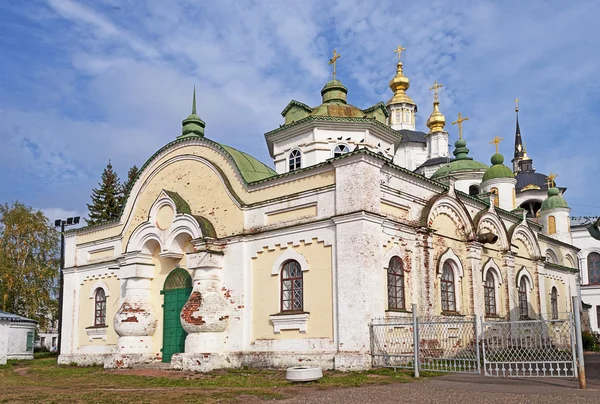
[1,0,599,221]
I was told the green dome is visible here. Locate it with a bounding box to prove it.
[320,80,348,104]
[482,153,514,182]
[541,187,569,211]
[431,137,488,180]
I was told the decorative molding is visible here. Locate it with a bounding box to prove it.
[269,313,309,333]
[85,326,108,342]
[271,250,309,275]
[516,267,534,291]
[427,197,475,240]
[88,280,111,298]
[482,258,503,285]
[438,248,464,278]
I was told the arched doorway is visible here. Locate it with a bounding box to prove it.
[161,268,192,362]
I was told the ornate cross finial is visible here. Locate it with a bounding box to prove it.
[452,112,469,139]
[515,98,519,112]
[489,136,504,153]
[429,81,443,101]
[394,45,406,62]
[328,49,341,80]
[547,172,558,188]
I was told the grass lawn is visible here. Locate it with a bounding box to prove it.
[0,353,437,403]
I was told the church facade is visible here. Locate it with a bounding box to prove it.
[59,49,580,371]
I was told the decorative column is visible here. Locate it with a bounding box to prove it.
[535,260,546,317]
[416,229,435,317]
[467,242,484,317]
[112,253,158,356]
[501,252,517,320]
[180,241,229,353]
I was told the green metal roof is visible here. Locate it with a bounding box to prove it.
[220,145,277,182]
[482,153,514,182]
[432,138,488,180]
[541,187,569,211]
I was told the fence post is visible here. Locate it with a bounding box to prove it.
[569,312,578,378]
[412,303,419,378]
[474,316,481,374]
[572,296,586,389]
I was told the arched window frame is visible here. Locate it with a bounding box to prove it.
[550,287,559,320]
[437,249,464,314]
[545,249,558,264]
[333,144,350,158]
[588,252,600,285]
[484,271,497,316]
[468,185,480,197]
[490,187,499,207]
[518,277,530,320]
[441,261,457,313]
[280,260,303,313]
[548,215,557,235]
[94,288,107,327]
[387,256,405,310]
[288,149,302,172]
[482,259,502,317]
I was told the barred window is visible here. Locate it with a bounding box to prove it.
[288,149,302,171]
[441,262,456,312]
[333,144,350,157]
[518,278,528,320]
[281,260,303,312]
[588,252,600,285]
[551,287,558,320]
[94,288,107,326]
[387,256,405,310]
[484,271,496,316]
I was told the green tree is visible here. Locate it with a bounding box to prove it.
[0,202,59,328]
[120,165,139,206]
[86,161,122,225]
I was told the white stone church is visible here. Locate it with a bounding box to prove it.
[59,49,581,371]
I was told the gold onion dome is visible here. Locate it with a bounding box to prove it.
[426,101,446,133]
[387,62,416,108]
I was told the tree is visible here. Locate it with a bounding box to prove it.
[86,161,122,225]
[0,202,59,328]
[120,165,139,206]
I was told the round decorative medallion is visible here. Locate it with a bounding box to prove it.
[156,205,174,230]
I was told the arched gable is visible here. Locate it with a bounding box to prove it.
[482,258,503,285]
[271,249,310,275]
[382,244,408,270]
[509,223,542,259]
[545,248,558,264]
[423,194,475,241]
[516,267,534,291]
[474,211,510,250]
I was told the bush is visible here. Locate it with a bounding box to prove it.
[582,331,600,351]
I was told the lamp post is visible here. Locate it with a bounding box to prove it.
[54,216,80,355]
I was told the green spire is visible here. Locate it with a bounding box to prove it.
[452,138,471,160]
[482,152,514,182]
[179,86,205,138]
[541,186,569,211]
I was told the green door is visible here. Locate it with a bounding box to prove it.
[161,268,192,363]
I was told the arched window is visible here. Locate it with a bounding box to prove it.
[333,145,350,157]
[395,110,401,123]
[548,216,557,235]
[588,252,600,285]
[468,185,479,196]
[441,261,456,312]
[484,271,496,316]
[288,149,301,171]
[491,187,499,207]
[518,277,529,320]
[94,288,107,326]
[281,260,303,312]
[551,287,558,320]
[387,257,405,310]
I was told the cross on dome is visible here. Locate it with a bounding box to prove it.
[489,136,504,153]
[328,49,340,80]
[394,45,406,62]
[429,81,443,101]
[452,112,469,139]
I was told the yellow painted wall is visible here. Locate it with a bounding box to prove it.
[88,248,114,262]
[78,275,121,348]
[380,202,409,221]
[543,277,568,315]
[266,205,317,225]
[252,240,333,341]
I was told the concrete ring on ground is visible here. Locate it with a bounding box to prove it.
[286,366,324,382]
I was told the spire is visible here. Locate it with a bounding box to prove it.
[512,98,525,172]
[180,86,205,138]
[426,81,446,134]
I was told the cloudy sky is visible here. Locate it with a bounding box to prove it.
[1,0,598,221]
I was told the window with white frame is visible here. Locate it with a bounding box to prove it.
[551,287,558,320]
[281,260,303,312]
[288,149,302,171]
[588,252,600,285]
[387,256,405,310]
[94,288,107,326]
[484,271,497,316]
[333,144,350,157]
[441,261,457,312]
[518,277,529,320]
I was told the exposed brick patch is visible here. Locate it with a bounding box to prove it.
[181,292,206,325]
[121,316,139,323]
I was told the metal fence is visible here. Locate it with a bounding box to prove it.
[370,308,577,378]
[482,315,576,377]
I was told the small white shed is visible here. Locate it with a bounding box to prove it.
[0,310,37,364]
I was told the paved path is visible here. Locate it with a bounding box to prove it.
[275,353,600,403]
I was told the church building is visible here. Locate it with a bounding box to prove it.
[59,48,580,371]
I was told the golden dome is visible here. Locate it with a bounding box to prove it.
[387,62,416,107]
[426,101,446,134]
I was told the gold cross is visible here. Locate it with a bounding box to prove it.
[394,45,406,62]
[452,112,469,139]
[547,172,558,188]
[429,81,443,101]
[515,98,519,112]
[489,136,504,153]
[328,49,341,80]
